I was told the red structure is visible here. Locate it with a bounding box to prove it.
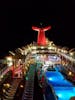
[32,26,51,45]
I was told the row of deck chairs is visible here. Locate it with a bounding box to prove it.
[3,79,21,100]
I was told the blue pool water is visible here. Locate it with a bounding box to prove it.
[54,86,75,100]
[46,71,65,81]
[45,71,75,100]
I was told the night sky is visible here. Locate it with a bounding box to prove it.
[0,1,75,57]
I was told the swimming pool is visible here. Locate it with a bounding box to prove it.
[45,71,75,100]
[54,86,75,100]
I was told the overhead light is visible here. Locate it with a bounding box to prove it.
[70,52,73,56]
[48,47,51,49]
[1,75,3,78]
[6,83,10,88]
[32,46,37,50]
[9,51,15,56]
[31,50,37,54]
[6,56,13,67]
[18,48,23,52]
[41,46,44,49]
[3,89,6,93]
[6,56,13,61]
[20,85,24,88]
[68,71,72,76]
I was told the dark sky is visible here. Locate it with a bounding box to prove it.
[0,0,75,57]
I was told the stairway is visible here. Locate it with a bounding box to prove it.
[33,72,44,100]
[22,64,35,100]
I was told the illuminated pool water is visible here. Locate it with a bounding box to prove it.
[46,71,65,82]
[45,71,75,100]
[54,86,75,100]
